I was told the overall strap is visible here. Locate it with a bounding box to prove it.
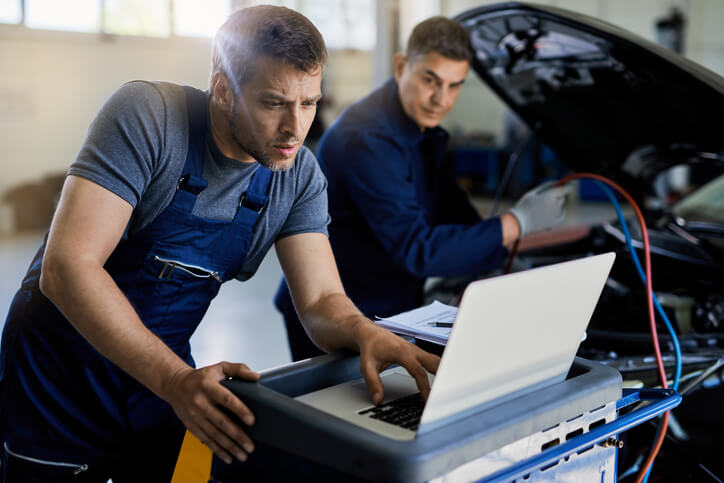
[224,165,273,279]
[172,86,211,212]
[240,165,272,209]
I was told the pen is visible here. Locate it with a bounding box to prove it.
[427,321,454,328]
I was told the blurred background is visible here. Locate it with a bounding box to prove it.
[1,0,723,369]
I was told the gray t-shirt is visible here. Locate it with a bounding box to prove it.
[68,80,330,281]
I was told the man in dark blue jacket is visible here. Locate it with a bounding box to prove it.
[275,16,569,360]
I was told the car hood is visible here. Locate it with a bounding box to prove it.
[455,2,724,187]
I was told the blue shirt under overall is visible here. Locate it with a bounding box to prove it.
[0,87,271,479]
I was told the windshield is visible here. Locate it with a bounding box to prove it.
[674,173,724,225]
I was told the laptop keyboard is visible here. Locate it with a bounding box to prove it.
[358,392,424,430]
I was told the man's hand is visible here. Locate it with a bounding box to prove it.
[354,321,440,405]
[507,181,572,237]
[162,362,260,464]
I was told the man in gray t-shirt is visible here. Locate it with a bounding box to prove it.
[0,6,439,481]
[69,79,330,282]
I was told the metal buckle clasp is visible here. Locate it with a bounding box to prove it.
[238,192,264,214]
[176,175,190,191]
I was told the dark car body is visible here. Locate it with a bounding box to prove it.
[452,3,724,480]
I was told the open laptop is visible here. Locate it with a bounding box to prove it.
[295,252,616,440]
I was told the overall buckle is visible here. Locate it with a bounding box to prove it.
[238,192,264,214]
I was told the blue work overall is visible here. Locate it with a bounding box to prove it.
[0,86,272,482]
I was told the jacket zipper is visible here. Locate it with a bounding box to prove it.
[3,442,89,474]
[153,256,222,283]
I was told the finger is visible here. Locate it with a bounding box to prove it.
[560,183,574,196]
[221,361,260,381]
[416,349,441,375]
[545,185,571,199]
[360,356,385,405]
[208,382,257,427]
[399,358,432,400]
[555,189,569,219]
[190,426,237,465]
[205,397,256,454]
[190,388,255,456]
[197,415,249,464]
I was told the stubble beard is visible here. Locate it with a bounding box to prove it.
[229,107,295,172]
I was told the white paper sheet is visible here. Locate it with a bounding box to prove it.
[374,300,458,345]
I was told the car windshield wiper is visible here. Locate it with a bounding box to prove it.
[666,211,724,240]
[666,221,702,245]
[661,210,724,242]
[680,221,724,238]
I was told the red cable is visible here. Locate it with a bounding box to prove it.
[637,412,669,483]
[506,173,669,480]
[557,173,667,388]
[556,174,668,483]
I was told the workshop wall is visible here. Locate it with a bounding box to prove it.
[0,31,212,227]
[0,27,372,231]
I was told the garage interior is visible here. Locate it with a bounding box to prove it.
[1,1,723,481]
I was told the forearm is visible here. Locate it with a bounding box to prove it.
[297,292,381,353]
[276,233,396,354]
[385,217,507,278]
[40,258,189,401]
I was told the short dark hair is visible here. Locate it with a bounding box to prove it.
[211,5,327,94]
[406,16,472,63]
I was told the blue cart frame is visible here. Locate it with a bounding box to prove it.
[480,388,681,482]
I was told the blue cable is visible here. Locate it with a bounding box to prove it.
[593,181,682,483]
[593,182,682,390]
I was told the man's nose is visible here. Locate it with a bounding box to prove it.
[281,107,303,139]
[430,85,446,106]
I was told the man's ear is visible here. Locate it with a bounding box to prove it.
[211,72,234,112]
[393,52,408,82]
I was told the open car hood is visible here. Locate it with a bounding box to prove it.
[455,2,724,187]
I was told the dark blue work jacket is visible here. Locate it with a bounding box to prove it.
[317,78,506,318]
[0,87,271,471]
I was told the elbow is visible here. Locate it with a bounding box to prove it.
[296,308,330,352]
[295,292,352,353]
[39,254,68,302]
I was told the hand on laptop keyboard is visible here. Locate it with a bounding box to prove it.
[356,322,440,405]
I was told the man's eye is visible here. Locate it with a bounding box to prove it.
[264,101,283,107]
[303,101,318,108]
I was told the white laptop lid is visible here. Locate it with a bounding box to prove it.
[419,252,616,430]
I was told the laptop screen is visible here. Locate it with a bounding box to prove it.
[419,253,615,431]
